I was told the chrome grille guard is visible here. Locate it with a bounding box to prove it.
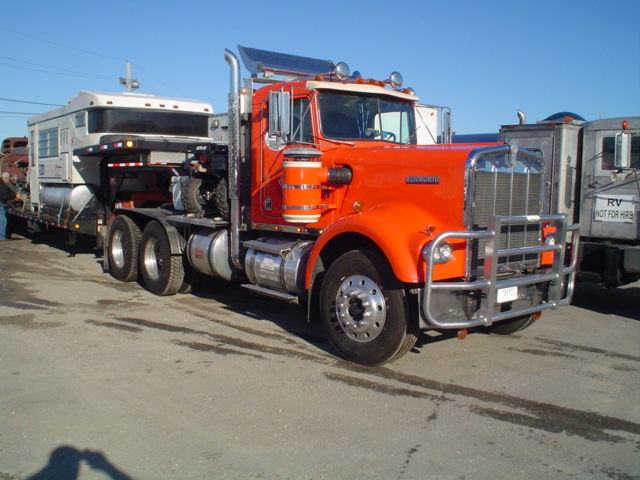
[422,214,579,329]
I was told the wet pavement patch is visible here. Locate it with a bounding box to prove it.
[0,314,64,329]
[85,319,143,333]
[172,340,264,359]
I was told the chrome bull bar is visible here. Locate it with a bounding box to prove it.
[422,214,579,329]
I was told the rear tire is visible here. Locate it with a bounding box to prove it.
[108,215,141,282]
[139,221,184,296]
[320,250,418,366]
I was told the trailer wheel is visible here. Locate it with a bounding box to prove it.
[139,221,184,296]
[320,250,418,366]
[484,314,537,335]
[108,215,141,282]
[181,176,216,214]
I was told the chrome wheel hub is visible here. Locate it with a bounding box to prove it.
[335,275,386,342]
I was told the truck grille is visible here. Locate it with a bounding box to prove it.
[467,148,544,275]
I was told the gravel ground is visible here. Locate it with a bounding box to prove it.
[1,230,639,480]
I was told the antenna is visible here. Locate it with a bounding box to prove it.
[119,61,140,92]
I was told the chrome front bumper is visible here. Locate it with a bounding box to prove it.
[422,214,579,329]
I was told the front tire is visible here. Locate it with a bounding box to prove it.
[139,221,184,296]
[108,215,141,282]
[320,250,418,366]
[485,314,537,335]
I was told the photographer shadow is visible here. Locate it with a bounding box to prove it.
[27,446,133,480]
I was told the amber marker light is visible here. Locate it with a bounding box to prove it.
[125,140,134,147]
[532,312,542,320]
[622,120,629,130]
[74,224,81,229]
[564,116,573,123]
[352,200,364,213]
[457,329,468,340]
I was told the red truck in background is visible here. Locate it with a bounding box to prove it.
[1,137,28,181]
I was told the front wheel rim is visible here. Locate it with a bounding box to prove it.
[335,275,386,342]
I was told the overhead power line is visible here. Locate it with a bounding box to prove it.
[0,97,63,107]
[0,62,114,80]
[0,56,114,80]
[0,26,122,61]
[0,111,39,115]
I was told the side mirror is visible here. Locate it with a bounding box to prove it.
[614,132,631,169]
[269,90,291,137]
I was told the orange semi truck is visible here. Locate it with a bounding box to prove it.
[17,46,578,365]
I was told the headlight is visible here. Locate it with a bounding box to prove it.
[544,233,556,245]
[423,241,453,264]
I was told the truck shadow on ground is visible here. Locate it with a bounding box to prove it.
[25,446,133,480]
[185,275,465,359]
[571,281,640,321]
[8,222,97,258]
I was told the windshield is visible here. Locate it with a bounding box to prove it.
[88,108,210,137]
[318,91,416,144]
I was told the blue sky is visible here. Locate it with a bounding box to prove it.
[1,0,639,137]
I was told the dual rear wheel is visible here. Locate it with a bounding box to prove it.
[108,218,184,296]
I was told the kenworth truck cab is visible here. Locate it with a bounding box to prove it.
[15,47,579,366]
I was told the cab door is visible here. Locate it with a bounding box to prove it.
[252,90,314,225]
[582,126,639,240]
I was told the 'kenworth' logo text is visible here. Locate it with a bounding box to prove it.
[406,176,440,184]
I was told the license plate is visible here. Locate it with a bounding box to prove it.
[497,286,518,303]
